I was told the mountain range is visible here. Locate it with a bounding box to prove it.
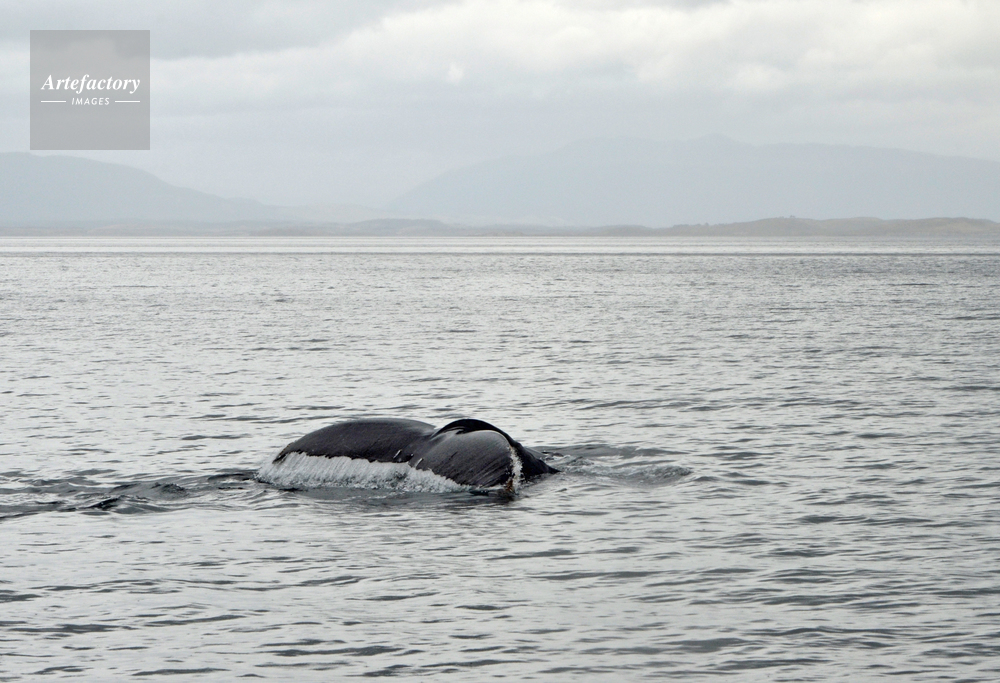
[0,152,282,224]
[390,136,1000,226]
[3,136,1000,230]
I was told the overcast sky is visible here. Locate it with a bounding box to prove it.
[1,0,997,206]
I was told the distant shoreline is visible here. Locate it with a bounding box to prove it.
[2,216,998,239]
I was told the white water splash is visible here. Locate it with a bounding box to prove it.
[257,453,469,493]
[506,444,523,494]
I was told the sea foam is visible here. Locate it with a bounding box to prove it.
[257,452,470,493]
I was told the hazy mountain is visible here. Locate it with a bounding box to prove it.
[389,136,1000,226]
[6,140,1000,232]
[0,152,286,224]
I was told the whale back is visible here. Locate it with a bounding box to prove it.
[275,418,435,464]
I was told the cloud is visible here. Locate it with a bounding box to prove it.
[141,0,999,115]
[3,1,998,204]
[0,0,425,57]
[6,1,997,113]
[0,41,29,115]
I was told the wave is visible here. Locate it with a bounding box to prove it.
[0,470,258,521]
[544,445,691,485]
[0,445,687,522]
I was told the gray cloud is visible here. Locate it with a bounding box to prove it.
[2,0,998,206]
[0,1,432,57]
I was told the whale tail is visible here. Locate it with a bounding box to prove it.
[274,418,435,464]
[430,419,560,486]
[269,417,558,490]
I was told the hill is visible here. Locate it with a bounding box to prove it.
[389,136,1000,226]
[0,153,283,224]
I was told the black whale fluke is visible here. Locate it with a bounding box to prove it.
[274,418,558,488]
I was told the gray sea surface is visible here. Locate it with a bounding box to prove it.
[2,236,999,681]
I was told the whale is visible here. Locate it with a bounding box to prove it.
[270,418,559,489]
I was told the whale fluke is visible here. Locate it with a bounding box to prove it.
[270,417,558,489]
[275,418,434,464]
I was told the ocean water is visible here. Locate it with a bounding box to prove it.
[2,236,998,681]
